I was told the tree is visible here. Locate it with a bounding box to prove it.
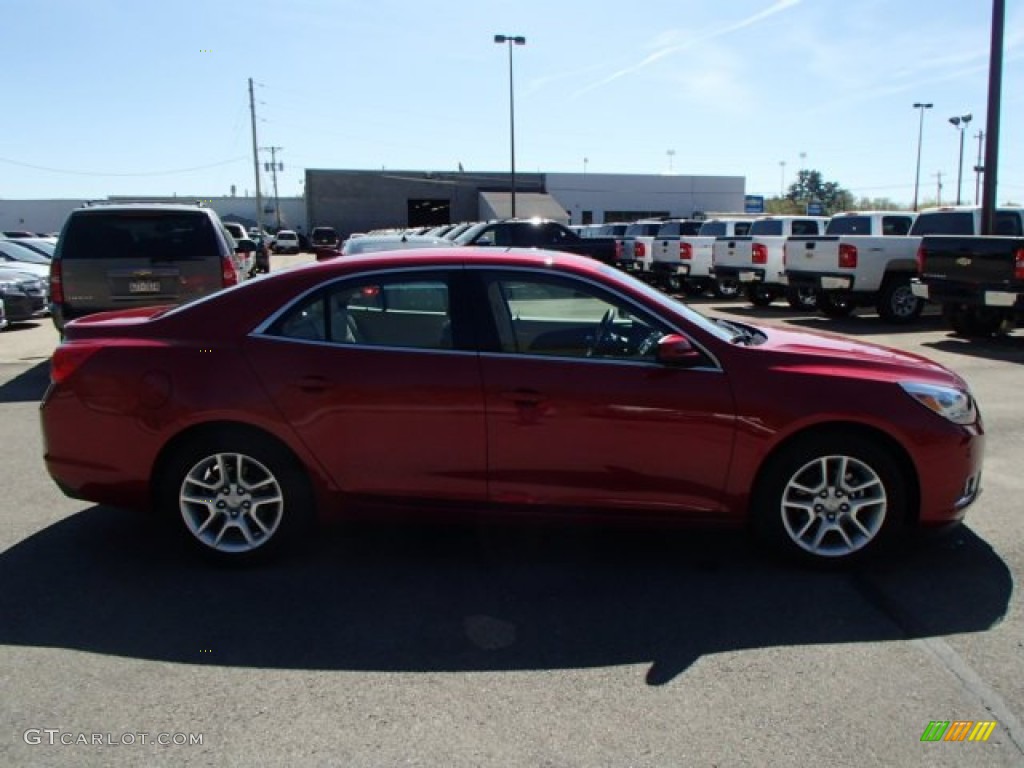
[785,169,854,214]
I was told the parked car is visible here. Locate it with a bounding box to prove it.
[48,202,249,333]
[272,230,301,254]
[221,221,258,276]
[311,226,340,248]
[616,220,664,274]
[0,266,48,322]
[41,248,984,567]
[0,240,54,278]
[7,237,56,259]
[454,219,618,265]
[340,234,451,257]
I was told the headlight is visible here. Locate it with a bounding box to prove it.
[900,381,978,425]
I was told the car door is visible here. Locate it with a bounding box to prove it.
[474,269,737,516]
[245,268,487,502]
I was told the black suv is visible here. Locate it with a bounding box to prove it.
[50,203,252,333]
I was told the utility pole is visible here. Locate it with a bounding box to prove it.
[248,78,264,235]
[261,146,284,230]
[974,130,985,205]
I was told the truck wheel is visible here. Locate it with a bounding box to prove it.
[746,284,776,307]
[753,433,906,565]
[818,292,856,318]
[876,277,924,324]
[713,279,741,299]
[786,287,819,311]
[680,280,706,297]
[943,304,1011,337]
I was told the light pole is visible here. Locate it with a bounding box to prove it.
[779,160,786,196]
[494,34,526,218]
[912,102,933,211]
[974,130,985,205]
[948,113,972,205]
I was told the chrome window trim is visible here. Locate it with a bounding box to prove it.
[248,333,480,358]
[249,261,724,372]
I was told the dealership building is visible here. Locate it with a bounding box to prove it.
[305,170,746,236]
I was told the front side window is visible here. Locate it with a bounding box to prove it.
[269,275,453,350]
[483,273,669,361]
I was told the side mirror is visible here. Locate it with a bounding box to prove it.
[656,334,704,366]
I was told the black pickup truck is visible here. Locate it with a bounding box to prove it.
[454,219,618,265]
[912,231,1024,336]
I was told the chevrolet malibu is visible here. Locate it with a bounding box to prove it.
[40,249,984,565]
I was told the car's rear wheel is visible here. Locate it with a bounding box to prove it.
[754,434,906,565]
[713,279,741,299]
[745,284,776,307]
[876,276,924,324]
[159,432,312,563]
[817,292,856,318]
[786,287,818,311]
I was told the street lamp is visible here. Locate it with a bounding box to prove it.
[948,113,972,205]
[912,102,933,211]
[494,34,526,218]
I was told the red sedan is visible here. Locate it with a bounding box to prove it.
[40,248,984,565]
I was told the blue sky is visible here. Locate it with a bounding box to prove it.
[3,0,1023,206]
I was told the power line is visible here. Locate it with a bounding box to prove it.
[0,156,247,177]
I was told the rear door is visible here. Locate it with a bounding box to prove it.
[58,210,227,315]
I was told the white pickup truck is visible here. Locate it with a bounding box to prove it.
[784,211,919,322]
[644,219,703,291]
[711,215,829,308]
[650,217,752,297]
[785,206,1009,324]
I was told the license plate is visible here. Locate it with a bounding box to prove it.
[738,271,757,282]
[129,280,161,293]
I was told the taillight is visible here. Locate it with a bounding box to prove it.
[222,255,238,287]
[752,243,767,264]
[49,259,64,303]
[839,243,858,269]
[679,243,692,260]
[51,342,103,385]
[1015,247,1024,280]
[615,241,623,259]
[915,244,926,274]
[634,241,645,258]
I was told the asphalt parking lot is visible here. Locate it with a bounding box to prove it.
[1,258,1022,767]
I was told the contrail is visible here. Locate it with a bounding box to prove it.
[571,0,802,98]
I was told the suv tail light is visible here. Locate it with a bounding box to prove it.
[679,242,692,260]
[51,342,104,385]
[222,255,238,287]
[1015,247,1024,280]
[752,243,767,264]
[915,244,926,274]
[49,259,64,303]
[839,243,858,269]
[634,241,645,258]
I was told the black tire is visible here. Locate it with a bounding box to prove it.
[753,433,907,565]
[818,292,856,318]
[943,304,1009,337]
[680,279,707,297]
[745,284,776,307]
[786,287,819,311]
[876,276,924,324]
[157,430,313,563]
[713,279,741,299]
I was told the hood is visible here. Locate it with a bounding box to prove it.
[751,323,964,387]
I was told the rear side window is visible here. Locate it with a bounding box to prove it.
[826,216,871,235]
[910,212,974,235]
[60,212,219,261]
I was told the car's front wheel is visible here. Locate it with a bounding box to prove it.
[754,434,906,565]
[159,431,312,563]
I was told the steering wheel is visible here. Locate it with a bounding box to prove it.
[586,309,616,357]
